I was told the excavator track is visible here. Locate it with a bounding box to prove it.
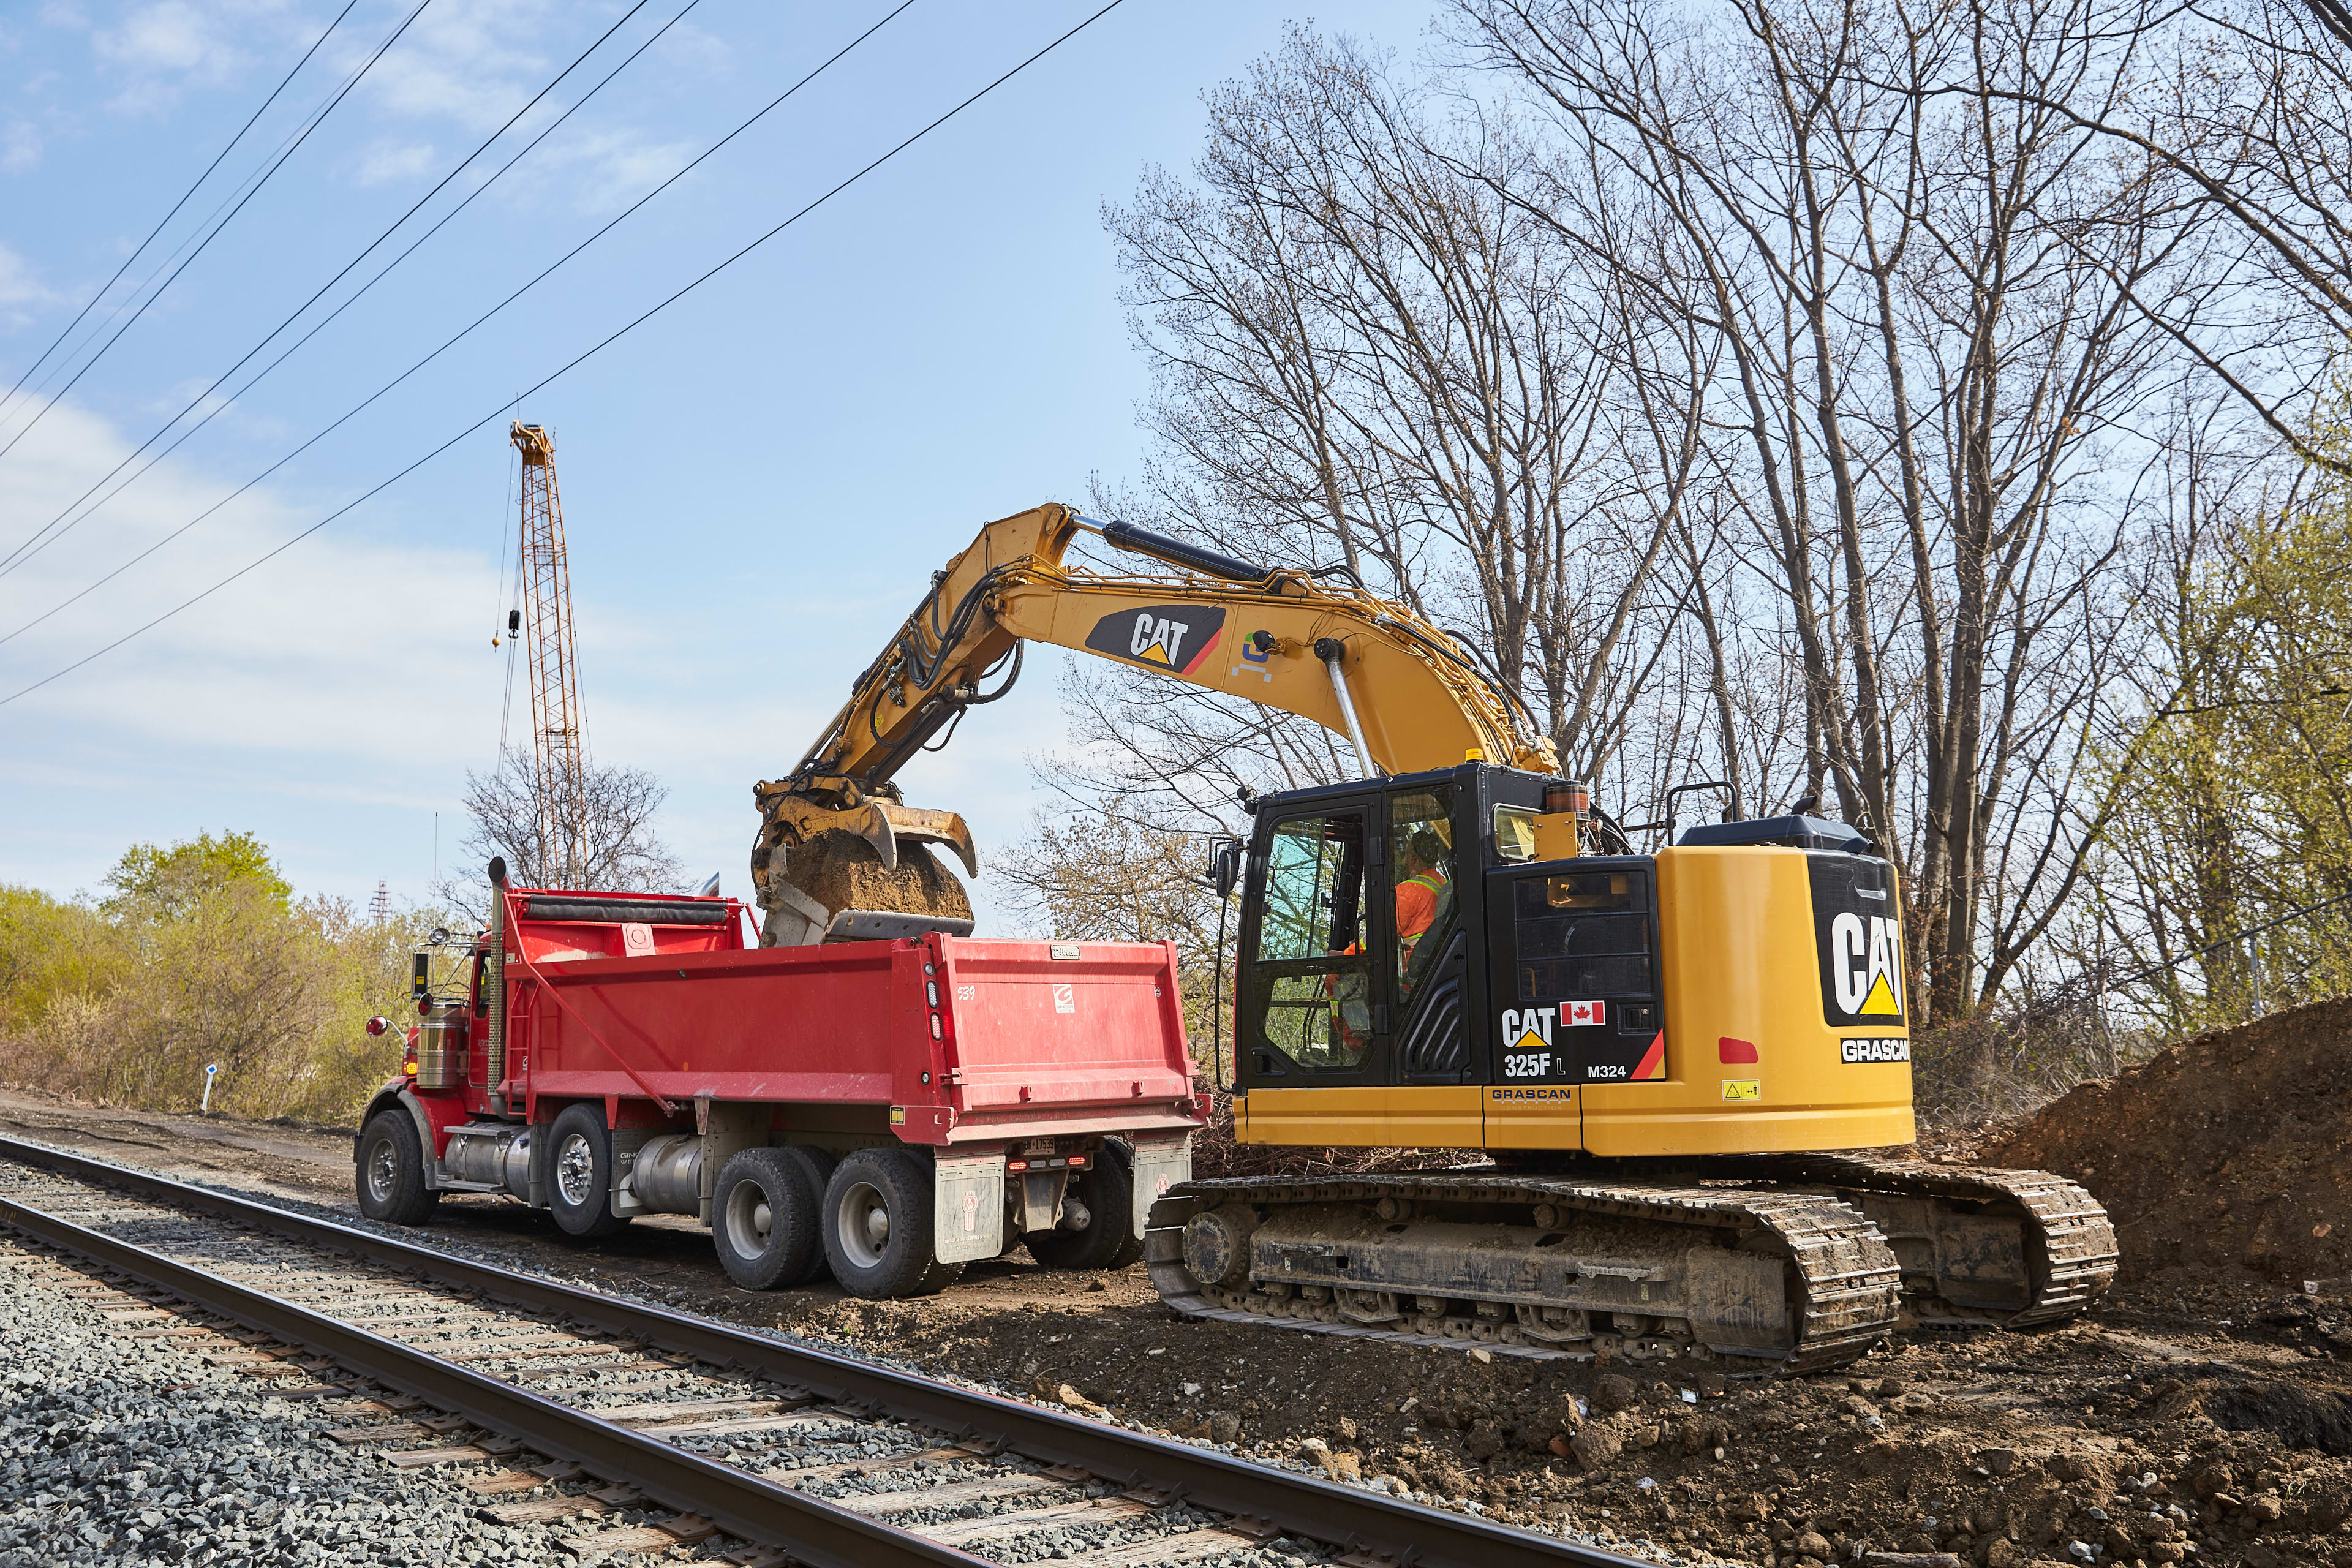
[1700,1154,2119,1330]
[1146,1172,1902,1376]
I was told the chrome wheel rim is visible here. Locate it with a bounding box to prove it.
[555,1132,597,1207]
[834,1179,889,1270]
[365,1138,397,1204]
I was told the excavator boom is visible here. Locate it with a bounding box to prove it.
[751,502,1555,934]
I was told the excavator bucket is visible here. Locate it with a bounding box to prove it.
[751,790,978,948]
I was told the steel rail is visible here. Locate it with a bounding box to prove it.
[0,1133,1654,1568]
[0,1183,981,1568]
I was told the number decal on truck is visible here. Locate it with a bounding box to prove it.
[957,984,975,1001]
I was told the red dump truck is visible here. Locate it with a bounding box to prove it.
[355,859,1206,1296]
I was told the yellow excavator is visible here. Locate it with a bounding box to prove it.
[755,502,2117,1372]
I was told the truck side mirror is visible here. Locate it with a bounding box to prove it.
[410,951,429,1001]
[1211,838,1242,899]
[365,1016,391,1038]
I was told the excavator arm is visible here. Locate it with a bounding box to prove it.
[751,502,1557,935]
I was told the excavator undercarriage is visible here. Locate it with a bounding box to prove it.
[1147,1157,2116,1371]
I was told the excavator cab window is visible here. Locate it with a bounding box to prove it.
[1388,788,1457,1005]
[1248,810,1375,1074]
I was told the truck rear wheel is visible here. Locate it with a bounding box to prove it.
[821,1148,962,1298]
[356,1111,439,1226]
[1025,1140,1141,1272]
[712,1147,823,1290]
[548,1103,631,1239]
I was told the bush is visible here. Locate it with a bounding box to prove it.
[0,837,439,1126]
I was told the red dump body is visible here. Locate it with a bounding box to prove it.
[406,886,1208,1152]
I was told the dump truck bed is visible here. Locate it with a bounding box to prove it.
[501,929,1204,1140]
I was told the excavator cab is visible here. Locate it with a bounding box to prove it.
[1229,761,1918,1159]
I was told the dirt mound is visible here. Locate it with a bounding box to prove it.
[1978,993,2352,1285]
[764,828,971,938]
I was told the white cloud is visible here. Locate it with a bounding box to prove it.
[0,399,1079,924]
[355,0,556,133]
[1,121,39,173]
[355,138,435,186]
[0,241,55,307]
[96,1,236,75]
[533,124,696,214]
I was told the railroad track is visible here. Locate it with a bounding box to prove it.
[0,1134,1654,1568]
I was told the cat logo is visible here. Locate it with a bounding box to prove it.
[1828,913,1905,1019]
[1499,1006,1555,1054]
[1084,604,1226,676]
[1809,854,1908,1027]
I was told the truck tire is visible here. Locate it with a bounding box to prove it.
[712,1147,822,1291]
[1025,1140,1141,1272]
[821,1148,962,1299]
[355,1111,439,1226]
[777,1147,834,1284]
[547,1103,631,1239]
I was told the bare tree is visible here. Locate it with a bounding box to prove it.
[1457,0,2184,1020]
[440,748,681,914]
[1103,29,1706,798]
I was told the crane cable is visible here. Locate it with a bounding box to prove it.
[0,0,366,427]
[0,0,1131,713]
[0,0,682,581]
[0,0,435,467]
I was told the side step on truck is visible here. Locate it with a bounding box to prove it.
[356,858,1205,1295]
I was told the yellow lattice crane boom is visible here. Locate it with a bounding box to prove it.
[511,421,589,886]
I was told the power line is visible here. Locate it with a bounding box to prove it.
[0,0,1129,712]
[1,29,387,435]
[0,0,366,427]
[0,0,913,644]
[0,0,684,582]
[0,0,435,467]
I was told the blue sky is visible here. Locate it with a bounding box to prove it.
[0,0,1438,927]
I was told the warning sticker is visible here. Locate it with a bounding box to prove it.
[1722,1079,1762,1101]
[1840,1037,1911,1063]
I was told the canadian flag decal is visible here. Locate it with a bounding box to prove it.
[1560,1000,1607,1028]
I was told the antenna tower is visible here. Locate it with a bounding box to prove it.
[511,421,589,886]
[370,880,391,925]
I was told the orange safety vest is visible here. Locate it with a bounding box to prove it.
[1397,867,1449,962]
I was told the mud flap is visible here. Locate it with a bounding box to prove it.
[1129,1136,1193,1242]
[935,1148,1006,1265]
[1682,1246,1795,1357]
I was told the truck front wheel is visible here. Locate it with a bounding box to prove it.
[821,1148,962,1298]
[356,1111,439,1226]
[1025,1140,1141,1272]
[548,1104,631,1238]
[712,1147,823,1290]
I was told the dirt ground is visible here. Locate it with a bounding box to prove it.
[4,1005,2351,1568]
